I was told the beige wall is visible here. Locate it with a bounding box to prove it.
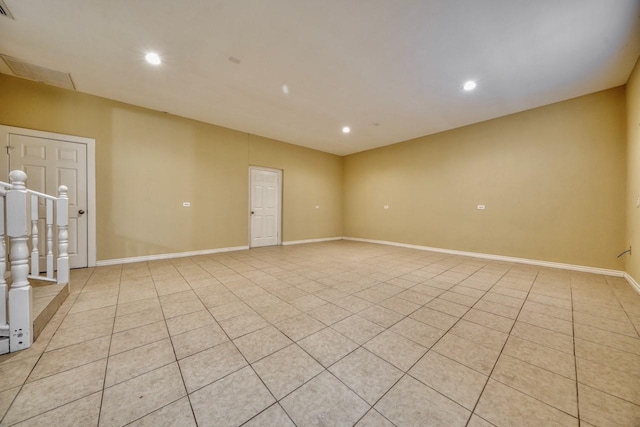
[0,74,343,261]
[248,135,343,242]
[344,88,627,270]
[627,58,640,281]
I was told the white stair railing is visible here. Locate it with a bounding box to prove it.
[0,170,70,354]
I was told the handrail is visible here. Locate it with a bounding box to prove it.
[26,189,57,201]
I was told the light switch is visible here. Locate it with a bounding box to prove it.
[384,205,389,209]
[315,205,320,209]
[477,205,486,210]
[183,202,191,207]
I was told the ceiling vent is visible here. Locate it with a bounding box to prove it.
[0,0,14,19]
[1,55,76,90]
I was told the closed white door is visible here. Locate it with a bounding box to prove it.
[250,168,281,248]
[7,134,88,269]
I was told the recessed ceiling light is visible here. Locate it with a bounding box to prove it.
[342,126,351,134]
[145,52,161,65]
[463,80,477,91]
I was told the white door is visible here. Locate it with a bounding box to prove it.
[250,167,281,248]
[7,134,88,269]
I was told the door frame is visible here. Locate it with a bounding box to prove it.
[248,166,282,248]
[0,125,97,267]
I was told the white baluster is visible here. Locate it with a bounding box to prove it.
[46,199,54,280]
[0,188,7,335]
[7,170,32,351]
[56,185,69,285]
[30,194,39,277]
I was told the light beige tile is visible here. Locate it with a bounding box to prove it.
[244,403,294,426]
[307,303,352,326]
[410,306,459,330]
[377,296,420,315]
[433,334,500,375]
[330,348,402,405]
[179,341,247,392]
[253,344,324,399]
[105,338,176,387]
[409,351,487,410]
[0,355,41,392]
[476,379,578,427]
[474,300,520,319]
[439,291,480,307]
[0,386,20,421]
[578,383,640,427]
[257,301,303,323]
[29,336,110,382]
[4,359,106,425]
[576,357,640,405]
[233,325,293,363]
[449,320,509,351]
[190,366,275,426]
[113,307,164,333]
[13,392,102,427]
[518,309,573,336]
[573,310,638,337]
[68,296,118,314]
[160,298,205,319]
[375,375,470,427]
[171,324,228,359]
[275,313,325,341]
[462,308,514,333]
[208,301,253,321]
[298,328,358,367]
[511,321,574,354]
[466,414,495,427]
[47,317,113,351]
[396,289,436,305]
[99,363,186,427]
[218,312,268,339]
[364,330,427,371]
[332,315,385,345]
[574,323,640,355]
[359,305,404,328]
[491,354,577,416]
[289,294,327,312]
[503,336,576,380]
[166,309,215,336]
[116,297,160,317]
[281,371,370,426]
[355,410,394,426]
[109,321,169,355]
[58,305,116,330]
[391,317,443,347]
[128,397,196,427]
[333,295,374,313]
[425,298,469,317]
[575,338,640,377]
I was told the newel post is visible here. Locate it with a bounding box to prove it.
[7,170,32,351]
[56,185,69,285]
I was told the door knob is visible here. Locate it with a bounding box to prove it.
[78,209,85,215]
[251,211,255,215]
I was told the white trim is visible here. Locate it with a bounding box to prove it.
[343,236,625,277]
[624,273,640,295]
[282,237,343,246]
[248,166,282,248]
[0,125,97,267]
[95,246,249,266]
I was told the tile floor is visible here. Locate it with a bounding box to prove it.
[0,240,639,426]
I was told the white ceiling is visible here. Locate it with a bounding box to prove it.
[1,1,639,156]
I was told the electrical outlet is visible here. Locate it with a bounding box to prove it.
[315,205,320,209]
[477,205,486,210]
[383,205,389,210]
[183,202,191,207]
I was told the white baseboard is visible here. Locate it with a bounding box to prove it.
[343,237,625,277]
[282,237,343,246]
[624,273,640,295]
[95,246,250,266]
